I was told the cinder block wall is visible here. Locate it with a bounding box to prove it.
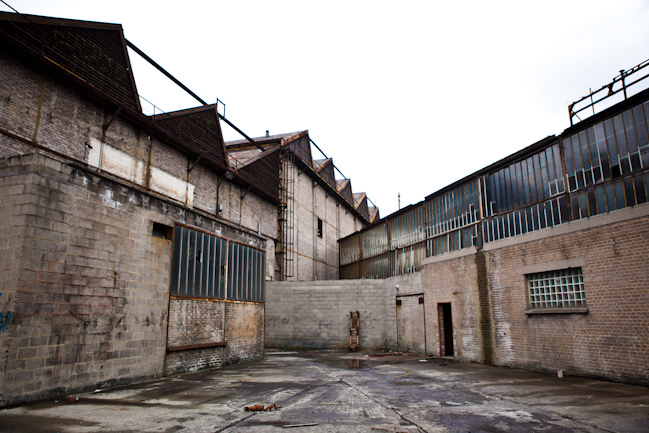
[265,273,421,350]
[0,154,170,406]
[421,204,649,385]
[0,49,278,291]
[0,154,266,407]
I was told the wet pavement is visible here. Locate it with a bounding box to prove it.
[1,350,648,432]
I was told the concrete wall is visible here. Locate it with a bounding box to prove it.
[265,273,421,350]
[422,203,649,385]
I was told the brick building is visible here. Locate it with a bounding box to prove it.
[227,131,377,281]
[339,62,649,385]
[0,11,376,407]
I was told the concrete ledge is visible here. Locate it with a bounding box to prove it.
[422,246,479,266]
[525,307,589,315]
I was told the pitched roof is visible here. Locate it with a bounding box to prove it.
[0,11,140,111]
[152,105,229,171]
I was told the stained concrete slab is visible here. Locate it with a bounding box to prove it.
[1,350,648,432]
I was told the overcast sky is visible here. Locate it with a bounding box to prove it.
[4,1,649,217]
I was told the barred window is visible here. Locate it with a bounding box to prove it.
[527,268,586,310]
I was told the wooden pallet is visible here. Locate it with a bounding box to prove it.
[349,311,360,351]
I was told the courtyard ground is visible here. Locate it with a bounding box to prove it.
[1,350,648,432]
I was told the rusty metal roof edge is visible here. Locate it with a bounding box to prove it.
[225,130,308,148]
[233,144,282,170]
[0,10,123,29]
[118,29,142,113]
[290,152,373,223]
[150,104,219,120]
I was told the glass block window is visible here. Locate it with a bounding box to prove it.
[527,268,586,309]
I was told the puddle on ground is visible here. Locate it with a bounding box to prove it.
[291,353,411,370]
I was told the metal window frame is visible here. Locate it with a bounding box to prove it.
[171,223,265,303]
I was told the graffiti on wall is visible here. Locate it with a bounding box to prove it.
[0,293,11,332]
[266,315,290,328]
[318,321,333,331]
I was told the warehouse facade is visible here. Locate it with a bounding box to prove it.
[340,63,649,385]
[0,11,375,407]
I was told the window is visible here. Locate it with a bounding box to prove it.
[317,218,323,238]
[526,268,586,312]
[170,224,264,302]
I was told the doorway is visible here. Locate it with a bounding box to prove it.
[438,303,454,357]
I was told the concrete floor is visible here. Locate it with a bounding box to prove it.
[1,350,648,433]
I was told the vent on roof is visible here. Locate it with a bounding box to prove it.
[266,130,269,137]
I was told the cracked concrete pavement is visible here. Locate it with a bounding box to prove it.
[1,350,648,432]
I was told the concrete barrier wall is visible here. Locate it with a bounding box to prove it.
[265,273,421,350]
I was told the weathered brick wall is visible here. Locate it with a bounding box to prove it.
[421,205,649,385]
[484,207,649,384]
[167,299,225,348]
[0,52,49,145]
[164,299,264,375]
[265,274,421,350]
[1,52,278,285]
[224,302,265,365]
[396,295,426,354]
[0,153,268,406]
[421,249,488,362]
[189,162,218,214]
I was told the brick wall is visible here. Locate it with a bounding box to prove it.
[485,207,649,384]
[286,160,361,281]
[421,248,489,362]
[396,295,425,354]
[421,204,649,385]
[1,50,278,295]
[167,299,225,348]
[224,302,264,364]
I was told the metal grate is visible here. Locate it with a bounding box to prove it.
[527,268,586,309]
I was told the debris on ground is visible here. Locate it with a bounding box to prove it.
[283,423,318,428]
[371,427,409,433]
[244,403,282,411]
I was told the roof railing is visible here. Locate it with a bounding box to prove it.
[568,57,649,126]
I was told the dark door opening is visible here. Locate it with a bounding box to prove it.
[438,303,454,357]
